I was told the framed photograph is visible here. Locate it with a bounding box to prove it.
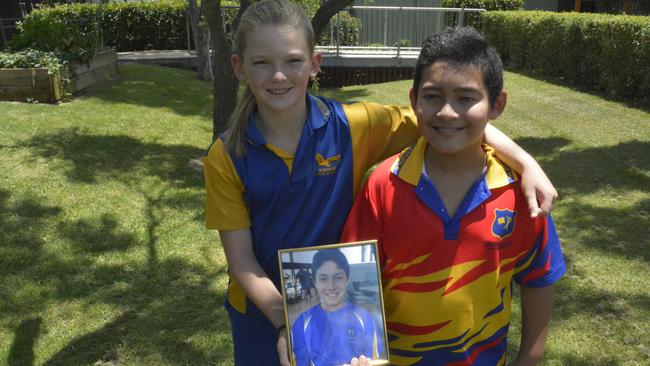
[278,240,389,366]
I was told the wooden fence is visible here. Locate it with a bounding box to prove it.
[318,66,414,88]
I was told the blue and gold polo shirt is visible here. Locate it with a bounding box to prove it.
[204,94,419,313]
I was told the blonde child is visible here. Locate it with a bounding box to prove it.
[204,1,557,365]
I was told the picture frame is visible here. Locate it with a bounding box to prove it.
[278,240,389,366]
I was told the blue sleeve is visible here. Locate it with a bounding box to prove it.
[514,216,566,288]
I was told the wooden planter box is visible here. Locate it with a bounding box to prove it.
[0,49,118,103]
[0,68,63,103]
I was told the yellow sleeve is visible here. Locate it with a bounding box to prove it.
[204,139,251,230]
[343,102,420,195]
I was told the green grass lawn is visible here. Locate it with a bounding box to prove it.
[1,64,648,365]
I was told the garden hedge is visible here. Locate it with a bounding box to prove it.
[11,0,188,58]
[482,11,650,102]
[9,0,335,59]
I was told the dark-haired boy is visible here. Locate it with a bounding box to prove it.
[341,27,565,365]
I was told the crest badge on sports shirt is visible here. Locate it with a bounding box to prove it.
[491,209,516,240]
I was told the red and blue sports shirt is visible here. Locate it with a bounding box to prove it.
[341,137,566,366]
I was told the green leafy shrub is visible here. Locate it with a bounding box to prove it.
[12,0,325,55]
[0,48,67,75]
[482,11,650,102]
[320,12,361,46]
[99,1,187,51]
[10,4,102,63]
[11,0,187,57]
[441,0,523,28]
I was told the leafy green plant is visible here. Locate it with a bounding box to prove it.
[10,4,102,63]
[441,0,523,28]
[320,11,362,46]
[394,39,411,47]
[0,48,67,76]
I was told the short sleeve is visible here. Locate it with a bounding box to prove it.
[341,177,385,266]
[514,215,566,288]
[204,139,251,230]
[342,102,419,195]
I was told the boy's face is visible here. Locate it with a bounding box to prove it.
[410,62,505,155]
[314,260,349,311]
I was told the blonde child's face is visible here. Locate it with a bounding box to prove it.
[409,62,505,155]
[231,25,321,118]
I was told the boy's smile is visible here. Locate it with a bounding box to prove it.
[314,260,349,311]
[410,62,505,156]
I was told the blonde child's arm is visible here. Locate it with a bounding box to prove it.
[484,123,558,218]
[509,285,555,366]
[219,228,290,366]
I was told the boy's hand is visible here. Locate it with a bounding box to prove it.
[520,165,558,218]
[277,327,290,366]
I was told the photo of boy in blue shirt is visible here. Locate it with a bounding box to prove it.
[291,249,385,366]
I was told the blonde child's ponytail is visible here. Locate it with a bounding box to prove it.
[221,0,315,158]
[223,86,256,157]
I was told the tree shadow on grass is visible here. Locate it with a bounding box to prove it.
[0,190,61,277]
[515,138,650,195]
[43,259,231,366]
[1,183,231,364]
[16,127,204,189]
[510,137,650,264]
[7,317,42,366]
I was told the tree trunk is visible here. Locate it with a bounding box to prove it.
[311,0,354,43]
[204,0,247,141]
[188,0,213,81]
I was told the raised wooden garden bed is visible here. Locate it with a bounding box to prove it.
[0,68,63,102]
[0,49,118,103]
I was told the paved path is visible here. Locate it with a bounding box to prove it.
[118,47,419,69]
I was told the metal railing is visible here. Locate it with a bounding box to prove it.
[342,6,485,48]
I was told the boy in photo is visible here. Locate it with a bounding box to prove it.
[291,249,385,366]
[341,27,566,365]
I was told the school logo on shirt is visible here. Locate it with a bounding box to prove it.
[491,209,516,240]
[315,153,341,175]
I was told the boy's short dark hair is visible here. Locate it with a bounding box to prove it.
[312,249,350,278]
[413,27,504,108]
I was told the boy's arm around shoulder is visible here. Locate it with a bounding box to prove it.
[484,123,558,218]
[343,102,419,170]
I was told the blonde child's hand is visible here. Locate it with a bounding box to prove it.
[277,326,290,366]
[520,165,558,218]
